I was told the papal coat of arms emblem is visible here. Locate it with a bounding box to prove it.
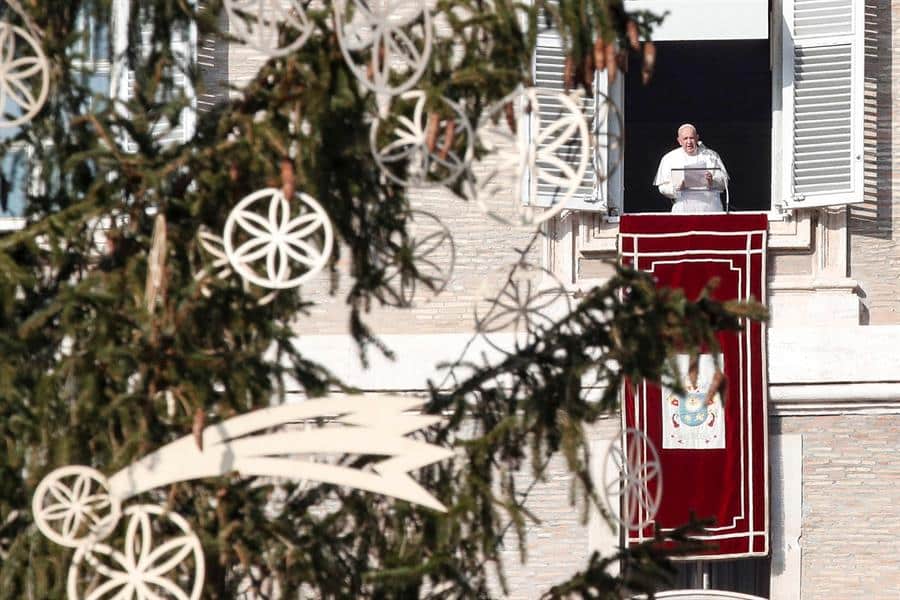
[662,354,725,449]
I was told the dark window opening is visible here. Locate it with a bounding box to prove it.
[624,40,772,214]
[667,557,771,598]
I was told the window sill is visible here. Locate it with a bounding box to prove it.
[572,209,814,257]
[0,218,26,232]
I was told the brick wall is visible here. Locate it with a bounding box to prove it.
[775,415,900,600]
[495,420,619,599]
[219,8,900,600]
[225,8,545,338]
[849,0,900,324]
[496,415,900,599]
[298,180,544,336]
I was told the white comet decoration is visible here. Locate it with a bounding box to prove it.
[33,396,453,600]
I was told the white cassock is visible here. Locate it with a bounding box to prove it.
[653,143,729,213]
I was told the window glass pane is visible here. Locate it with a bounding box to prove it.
[85,72,111,110]
[0,149,28,218]
[0,126,19,142]
[92,19,110,62]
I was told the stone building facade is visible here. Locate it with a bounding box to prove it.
[282,1,900,598]
[2,0,886,598]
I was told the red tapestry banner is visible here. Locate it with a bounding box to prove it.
[619,214,769,559]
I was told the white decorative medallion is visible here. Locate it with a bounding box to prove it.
[67,505,204,600]
[471,87,590,226]
[335,0,433,97]
[195,227,278,305]
[377,210,455,307]
[32,465,122,548]
[603,427,662,532]
[223,0,314,57]
[370,90,473,187]
[33,396,452,600]
[223,188,333,290]
[0,22,50,128]
[474,261,570,353]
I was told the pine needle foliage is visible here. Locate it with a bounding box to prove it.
[0,0,763,598]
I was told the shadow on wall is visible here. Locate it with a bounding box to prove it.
[848,0,893,239]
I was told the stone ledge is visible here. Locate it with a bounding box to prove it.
[289,325,900,393]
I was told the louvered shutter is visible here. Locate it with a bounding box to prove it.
[781,0,863,208]
[195,1,227,113]
[112,1,197,151]
[528,14,600,211]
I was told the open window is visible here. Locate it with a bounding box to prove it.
[0,144,28,230]
[110,0,208,150]
[0,2,223,232]
[529,0,865,216]
[0,8,112,231]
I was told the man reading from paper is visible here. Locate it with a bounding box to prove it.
[654,124,729,213]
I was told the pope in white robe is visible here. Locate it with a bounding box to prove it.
[653,124,729,213]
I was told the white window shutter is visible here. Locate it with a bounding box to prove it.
[529,18,602,212]
[112,1,197,151]
[195,1,227,114]
[593,68,623,215]
[781,0,863,209]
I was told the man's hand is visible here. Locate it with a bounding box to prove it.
[704,171,713,189]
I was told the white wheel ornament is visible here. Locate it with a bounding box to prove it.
[603,427,663,532]
[223,0,314,57]
[377,210,455,307]
[471,87,591,226]
[0,22,50,128]
[474,262,570,353]
[371,90,473,187]
[223,188,333,290]
[32,466,121,548]
[195,228,232,286]
[196,228,278,304]
[32,397,454,599]
[67,504,204,600]
[335,0,432,97]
